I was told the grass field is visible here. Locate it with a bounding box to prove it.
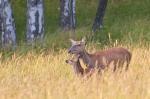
[0,44,150,99]
[0,0,150,99]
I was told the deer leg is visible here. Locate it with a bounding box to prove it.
[118,61,124,72]
[113,65,116,72]
[125,63,129,71]
[113,61,117,72]
[125,58,130,71]
[84,67,95,77]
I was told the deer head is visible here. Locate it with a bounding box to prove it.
[65,55,80,66]
[68,37,86,54]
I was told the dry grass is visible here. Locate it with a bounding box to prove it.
[0,46,150,99]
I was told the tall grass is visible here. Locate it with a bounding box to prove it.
[0,44,150,99]
[1,1,150,98]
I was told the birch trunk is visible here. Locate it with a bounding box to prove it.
[26,0,44,44]
[0,0,16,49]
[60,0,76,31]
[92,0,108,33]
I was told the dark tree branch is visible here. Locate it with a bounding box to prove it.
[92,0,108,33]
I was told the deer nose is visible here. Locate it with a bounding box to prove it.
[65,60,69,63]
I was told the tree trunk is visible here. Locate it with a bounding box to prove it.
[26,0,44,44]
[60,0,76,31]
[0,11,2,47]
[92,0,108,33]
[0,0,16,49]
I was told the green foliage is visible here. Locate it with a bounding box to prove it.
[10,0,150,49]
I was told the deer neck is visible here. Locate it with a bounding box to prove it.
[80,50,93,68]
[77,60,84,73]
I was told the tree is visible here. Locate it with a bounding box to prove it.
[92,0,108,33]
[0,13,2,47]
[60,0,76,31]
[26,0,44,44]
[0,0,16,49]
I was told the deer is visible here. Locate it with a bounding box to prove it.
[68,38,132,72]
[65,55,94,76]
[65,55,84,76]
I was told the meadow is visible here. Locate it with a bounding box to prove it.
[0,44,150,99]
[0,0,150,99]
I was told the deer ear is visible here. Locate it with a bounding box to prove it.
[81,37,86,42]
[70,39,76,45]
[81,37,86,45]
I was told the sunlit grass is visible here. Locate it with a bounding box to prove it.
[0,44,150,99]
[5,0,150,98]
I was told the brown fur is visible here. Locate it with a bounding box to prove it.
[68,38,132,72]
[80,47,132,71]
[66,57,94,76]
[65,57,84,76]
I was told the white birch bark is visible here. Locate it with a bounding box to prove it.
[60,0,76,31]
[69,0,75,30]
[0,0,16,49]
[26,0,44,44]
